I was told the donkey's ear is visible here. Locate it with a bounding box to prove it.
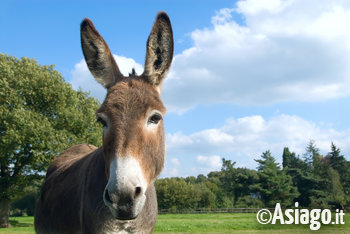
[143,12,174,86]
[81,18,123,89]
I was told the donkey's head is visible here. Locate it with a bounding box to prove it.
[80,12,173,220]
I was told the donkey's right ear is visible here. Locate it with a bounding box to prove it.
[81,18,123,89]
[143,12,174,87]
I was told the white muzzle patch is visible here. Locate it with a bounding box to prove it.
[104,156,147,219]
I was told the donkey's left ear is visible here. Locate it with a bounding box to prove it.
[143,12,174,86]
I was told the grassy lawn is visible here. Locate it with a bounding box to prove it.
[0,216,34,234]
[1,213,349,233]
[154,213,350,233]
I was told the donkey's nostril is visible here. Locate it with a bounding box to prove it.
[134,186,142,198]
[104,190,113,204]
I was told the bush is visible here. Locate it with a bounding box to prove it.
[11,192,38,216]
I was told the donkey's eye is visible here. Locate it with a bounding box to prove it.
[97,117,107,128]
[148,113,162,125]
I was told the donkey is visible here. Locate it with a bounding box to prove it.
[34,12,173,233]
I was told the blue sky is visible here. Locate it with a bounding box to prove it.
[2,0,350,177]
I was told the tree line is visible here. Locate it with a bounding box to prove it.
[155,142,350,211]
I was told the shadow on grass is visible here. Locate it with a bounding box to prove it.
[9,219,33,228]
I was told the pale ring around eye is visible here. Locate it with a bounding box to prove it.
[96,113,109,128]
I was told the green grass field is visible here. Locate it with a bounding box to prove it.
[1,213,349,233]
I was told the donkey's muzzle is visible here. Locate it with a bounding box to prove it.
[103,186,145,220]
[104,156,148,220]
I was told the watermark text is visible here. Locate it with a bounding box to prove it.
[256,202,345,230]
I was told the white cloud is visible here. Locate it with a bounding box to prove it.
[162,0,350,113]
[70,55,143,102]
[237,0,294,15]
[197,155,222,171]
[161,157,181,178]
[170,158,180,166]
[166,114,350,169]
[166,129,235,156]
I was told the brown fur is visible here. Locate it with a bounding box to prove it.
[35,12,173,233]
[35,145,158,233]
[98,78,166,183]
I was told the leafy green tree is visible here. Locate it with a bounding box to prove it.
[194,183,216,208]
[196,174,207,183]
[302,142,337,208]
[327,167,345,209]
[308,143,348,209]
[0,54,101,227]
[289,142,327,208]
[155,178,201,211]
[286,142,348,209]
[203,180,219,198]
[304,140,322,170]
[329,142,350,206]
[282,147,318,207]
[209,158,261,208]
[219,158,236,202]
[207,171,232,208]
[254,151,299,207]
[184,176,196,184]
[232,167,259,205]
[282,147,293,169]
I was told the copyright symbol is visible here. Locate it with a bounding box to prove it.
[256,209,272,224]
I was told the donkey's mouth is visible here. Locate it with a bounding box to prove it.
[116,208,137,221]
[104,189,142,220]
[108,206,138,221]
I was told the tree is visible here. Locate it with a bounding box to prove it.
[287,142,348,209]
[282,147,312,206]
[329,142,350,202]
[304,140,322,170]
[194,183,216,208]
[155,178,201,211]
[207,171,232,208]
[0,54,102,227]
[327,167,345,209]
[232,168,259,205]
[211,158,261,208]
[282,147,293,169]
[254,151,299,207]
[309,143,348,209]
[219,158,236,201]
